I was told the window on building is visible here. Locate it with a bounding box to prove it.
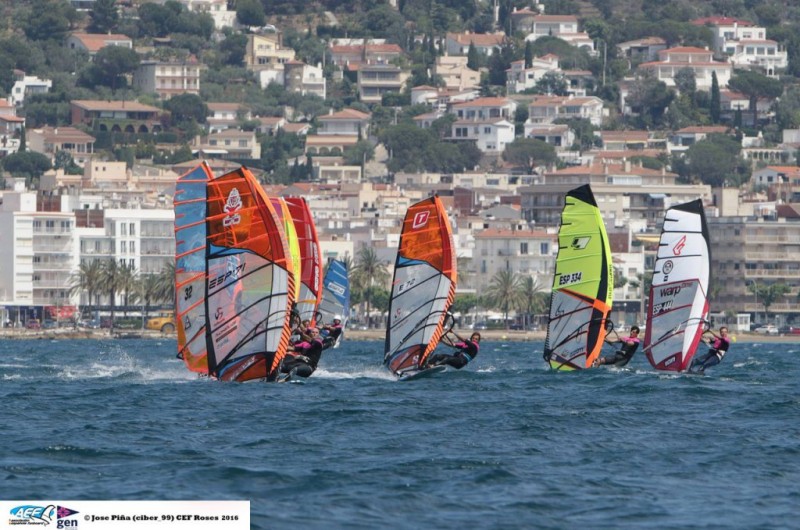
[481,260,487,274]
[520,242,529,254]
[121,224,128,236]
[121,241,127,253]
[129,224,135,236]
[540,242,549,255]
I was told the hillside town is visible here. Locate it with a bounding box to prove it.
[1,0,800,334]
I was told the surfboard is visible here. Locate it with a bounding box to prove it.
[398,365,447,381]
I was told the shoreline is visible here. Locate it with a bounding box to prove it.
[1,328,799,344]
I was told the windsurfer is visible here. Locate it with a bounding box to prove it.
[321,316,343,349]
[593,326,641,367]
[282,327,324,378]
[426,331,480,369]
[690,326,731,373]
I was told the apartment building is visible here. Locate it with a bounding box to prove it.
[27,126,96,167]
[637,47,733,91]
[472,228,558,289]
[709,216,800,323]
[357,64,409,103]
[133,59,203,100]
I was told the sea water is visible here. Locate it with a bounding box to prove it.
[1,338,798,529]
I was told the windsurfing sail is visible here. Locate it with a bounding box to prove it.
[318,259,350,347]
[284,197,323,325]
[644,200,711,372]
[174,161,216,374]
[543,184,614,371]
[384,196,456,376]
[270,197,302,307]
[205,167,296,382]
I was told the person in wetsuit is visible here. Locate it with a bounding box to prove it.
[321,316,343,349]
[690,326,731,373]
[426,331,480,369]
[281,327,324,378]
[593,326,641,367]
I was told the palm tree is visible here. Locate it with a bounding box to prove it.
[155,260,176,307]
[352,246,389,328]
[98,259,125,325]
[517,275,546,329]
[136,273,162,329]
[484,269,524,328]
[117,264,138,318]
[69,260,103,320]
[748,281,790,323]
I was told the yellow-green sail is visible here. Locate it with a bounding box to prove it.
[543,184,614,370]
[271,198,301,302]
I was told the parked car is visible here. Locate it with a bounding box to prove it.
[754,324,779,335]
[25,319,41,330]
[79,319,100,329]
[778,325,800,335]
[145,311,175,333]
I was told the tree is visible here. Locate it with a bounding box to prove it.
[534,71,568,96]
[22,0,77,42]
[165,93,208,127]
[2,151,51,177]
[99,259,125,326]
[450,293,479,317]
[467,42,480,70]
[80,46,140,91]
[485,270,524,328]
[117,264,138,317]
[352,246,389,328]
[685,133,748,187]
[136,274,163,329]
[502,138,557,173]
[748,281,790,322]
[728,70,783,127]
[524,40,533,68]
[626,73,675,128]
[88,0,119,34]
[710,71,721,124]
[517,276,547,330]
[69,260,104,319]
[154,261,176,307]
[236,0,265,27]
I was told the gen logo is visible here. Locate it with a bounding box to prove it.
[412,210,430,229]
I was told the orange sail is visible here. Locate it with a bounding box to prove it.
[205,167,295,382]
[384,196,457,376]
[174,161,216,374]
[284,197,323,325]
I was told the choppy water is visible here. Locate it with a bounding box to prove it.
[1,338,798,529]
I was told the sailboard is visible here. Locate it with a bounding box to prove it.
[398,365,447,381]
[644,199,711,372]
[318,259,350,347]
[384,196,456,378]
[284,197,323,325]
[205,167,296,382]
[174,161,216,374]
[543,184,614,371]
[270,197,302,322]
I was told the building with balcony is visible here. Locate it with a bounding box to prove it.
[0,191,77,325]
[27,126,96,167]
[472,228,558,289]
[133,59,203,100]
[637,47,733,91]
[708,216,800,324]
[357,64,409,103]
[10,72,52,107]
[70,100,163,133]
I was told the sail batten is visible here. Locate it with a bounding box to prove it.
[384,196,456,376]
[644,200,711,372]
[544,185,614,371]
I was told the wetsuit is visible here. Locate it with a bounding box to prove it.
[427,339,479,369]
[690,336,731,372]
[322,324,343,349]
[597,336,641,367]
[281,337,324,378]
